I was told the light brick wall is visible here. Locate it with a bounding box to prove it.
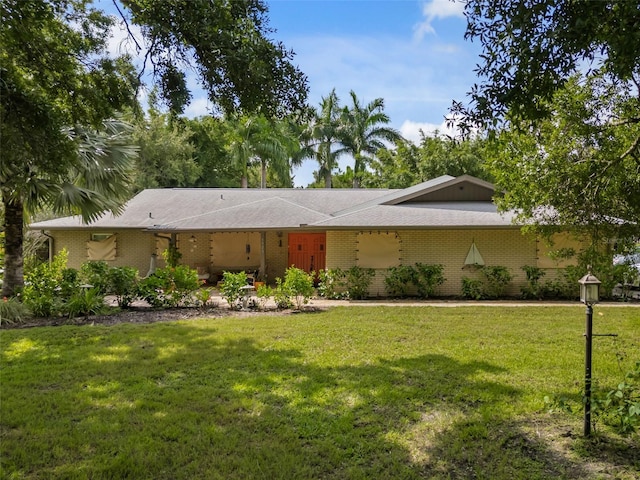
[266,231,289,283]
[327,229,539,297]
[52,227,575,296]
[176,232,212,271]
[50,230,289,283]
[51,230,155,275]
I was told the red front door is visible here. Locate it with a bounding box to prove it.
[288,233,326,274]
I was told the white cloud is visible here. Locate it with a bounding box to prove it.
[400,119,457,144]
[414,0,466,40]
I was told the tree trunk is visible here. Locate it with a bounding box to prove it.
[261,160,267,189]
[324,170,332,188]
[241,175,248,188]
[2,190,24,298]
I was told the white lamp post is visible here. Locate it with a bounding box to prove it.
[578,269,601,437]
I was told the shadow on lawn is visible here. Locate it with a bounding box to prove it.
[1,323,632,479]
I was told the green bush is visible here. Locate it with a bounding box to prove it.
[0,297,31,325]
[345,266,375,300]
[547,360,640,436]
[107,267,139,308]
[60,268,81,300]
[461,277,484,300]
[137,275,167,308]
[384,264,444,298]
[272,277,293,310]
[80,261,110,294]
[255,284,274,310]
[220,271,249,310]
[481,266,512,299]
[138,266,199,308]
[194,287,215,308]
[64,288,106,319]
[317,268,347,299]
[413,263,445,298]
[283,267,315,310]
[22,249,70,317]
[594,360,640,435]
[384,265,414,298]
[520,265,546,299]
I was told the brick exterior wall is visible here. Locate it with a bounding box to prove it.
[51,228,576,296]
[51,230,155,275]
[326,229,540,297]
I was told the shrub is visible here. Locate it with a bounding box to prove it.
[594,360,640,435]
[60,268,81,300]
[547,360,640,436]
[107,267,139,308]
[80,260,110,294]
[0,297,31,325]
[542,266,580,300]
[137,275,167,308]
[461,277,484,300]
[317,268,347,299]
[384,264,445,299]
[273,277,293,309]
[64,288,106,319]
[194,287,216,309]
[384,265,414,298]
[138,266,199,308]
[413,263,445,298]
[283,267,315,310]
[220,271,249,310]
[345,266,375,300]
[22,249,69,317]
[520,265,546,299]
[255,284,274,310]
[480,266,512,299]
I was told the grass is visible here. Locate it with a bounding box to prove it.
[1,306,638,479]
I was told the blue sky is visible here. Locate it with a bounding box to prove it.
[106,0,481,186]
[261,0,481,185]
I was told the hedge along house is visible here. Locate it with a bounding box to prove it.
[29,175,581,297]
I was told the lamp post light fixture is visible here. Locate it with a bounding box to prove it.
[578,269,601,437]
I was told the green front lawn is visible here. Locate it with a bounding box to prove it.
[1,306,638,479]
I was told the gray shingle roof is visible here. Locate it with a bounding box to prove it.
[310,202,515,229]
[29,176,518,231]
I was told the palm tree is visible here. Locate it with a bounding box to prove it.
[1,118,138,297]
[303,90,346,188]
[341,91,403,188]
[227,115,289,188]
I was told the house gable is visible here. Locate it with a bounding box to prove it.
[383,175,495,205]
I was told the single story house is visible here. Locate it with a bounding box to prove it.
[29,175,581,297]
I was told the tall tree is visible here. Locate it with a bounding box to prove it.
[0,0,139,297]
[117,0,308,117]
[226,115,288,188]
[304,90,346,188]
[1,118,138,297]
[366,134,491,188]
[487,75,640,244]
[455,0,640,129]
[185,116,241,188]
[456,0,640,247]
[340,91,403,188]
[132,110,200,190]
[1,0,310,296]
